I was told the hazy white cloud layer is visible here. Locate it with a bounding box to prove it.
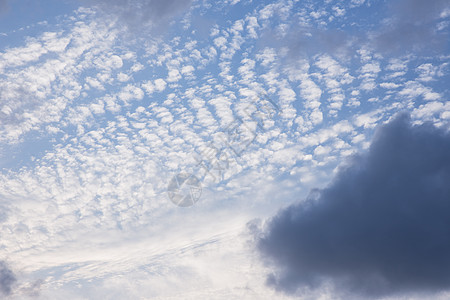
[0,0,449,299]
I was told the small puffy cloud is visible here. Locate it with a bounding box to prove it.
[313,145,330,156]
[299,79,321,109]
[213,36,227,50]
[0,261,16,296]
[97,54,123,69]
[258,114,450,298]
[118,84,144,103]
[181,65,194,75]
[117,72,130,82]
[413,101,450,120]
[351,0,365,5]
[167,68,181,82]
[256,47,277,67]
[309,108,323,125]
[130,62,144,73]
[380,82,400,89]
[142,78,167,94]
[154,78,167,92]
[246,16,259,39]
[416,63,440,82]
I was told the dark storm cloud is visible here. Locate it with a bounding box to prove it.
[84,0,192,32]
[374,0,450,53]
[257,114,450,298]
[0,261,16,296]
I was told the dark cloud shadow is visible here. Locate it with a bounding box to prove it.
[257,0,449,61]
[373,0,450,54]
[0,261,16,296]
[257,113,450,298]
[0,0,8,15]
[258,24,359,63]
[82,0,192,35]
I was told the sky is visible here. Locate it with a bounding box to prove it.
[0,0,449,299]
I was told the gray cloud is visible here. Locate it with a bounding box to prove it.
[272,0,450,58]
[84,0,192,32]
[21,279,43,297]
[392,0,450,22]
[0,0,8,14]
[283,28,355,59]
[257,114,450,298]
[257,25,359,65]
[374,0,450,53]
[0,261,16,296]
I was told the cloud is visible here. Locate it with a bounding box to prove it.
[21,279,43,297]
[261,26,355,60]
[262,0,449,57]
[0,261,16,296]
[374,0,450,53]
[392,0,450,22]
[257,113,450,298]
[85,0,192,32]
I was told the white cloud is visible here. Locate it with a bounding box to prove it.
[181,65,195,76]
[256,47,277,67]
[398,81,441,101]
[117,72,130,82]
[310,108,323,125]
[130,62,144,73]
[117,84,144,103]
[0,13,120,143]
[416,63,439,82]
[213,36,227,50]
[246,16,259,39]
[380,82,400,89]
[154,78,167,92]
[299,78,322,109]
[167,68,181,82]
[412,101,449,120]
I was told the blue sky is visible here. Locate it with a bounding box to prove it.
[0,0,449,299]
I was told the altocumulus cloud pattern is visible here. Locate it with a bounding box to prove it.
[258,114,450,298]
[0,0,449,298]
